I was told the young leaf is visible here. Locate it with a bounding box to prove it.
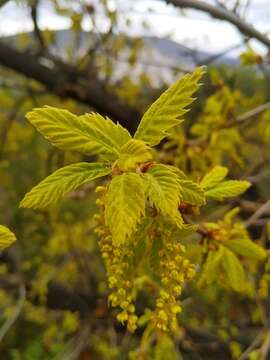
[116,139,152,171]
[178,179,205,206]
[221,246,246,292]
[200,166,228,189]
[144,165,184,228]
[26,106,131,161]
[224,207,240,224]
[205,180,250,200]
[105,173,145,244]
[20,162,111,209]
[168,164,205,206]
[0,225,16,250]
[154,334,179,360]
[199,247,224,286]
[134,67,205,146]
[225,238,266,261]
[165,165,187,180]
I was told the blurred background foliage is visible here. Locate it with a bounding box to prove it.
[1,0,270,359]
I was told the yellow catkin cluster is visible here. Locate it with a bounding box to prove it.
[94,186,138,332]
[153,232,196,332]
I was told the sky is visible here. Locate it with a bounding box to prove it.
[0,0,269,56]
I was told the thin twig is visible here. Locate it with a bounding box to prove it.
[237,102,270,123]
[0,98,24,160]
[0,284,26,342]
[30,0,46,52]
[260,331,270,360]
[245,200,270,228]
[52,324,90,360]
[238,330,263,360]
[246,170,270,184]
[166,0,270,49]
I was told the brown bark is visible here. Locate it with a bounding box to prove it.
[0,41,140,132]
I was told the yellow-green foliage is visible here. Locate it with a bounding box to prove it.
[105,172,145,244]
[19,67,259,336]
[0,225,16,250]
[134,67,205,146]
[26,107,131,160]
[20,162,111,209]
[0,51,270,360]
[199,208,266,293]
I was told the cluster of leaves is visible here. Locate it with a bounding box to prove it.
[18,67,257,336]
[199,206,266,293]
[240,47,263,66]
[1,52,270,358]
[160,67,269,179]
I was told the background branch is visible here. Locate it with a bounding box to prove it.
[30,0,46,52]
[165,0,270,49]
[0,41,140,132]
[0,284,26,342]
[0,0,9,8]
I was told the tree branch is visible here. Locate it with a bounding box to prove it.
[0,0,10,8]
[0,284,26,342]
[0,41,140,132]
[245,200,270,228]
[46,281,97,315]
[165,0,270,49]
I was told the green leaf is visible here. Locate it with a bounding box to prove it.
[225,238,266,261]
[199,247,224,286]
[224,207,240,224]
[200,166,228,189]
[165,165,187,180]
[178,179,205,206]
[199,245,252,293]
[26,106,131,161]
[0,225,16,250]
[134,67,205,146]
[154,335,179,360]
[144,165,184,228]
[205,180,250,200]
[116,139,152,171]
[168,164,205,206]
[20,162,111,209]
[221,246,246,292]
[174,224,197,238]
[105,173,145,244]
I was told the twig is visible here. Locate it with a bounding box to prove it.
[238,330,263,360]
[198,42,243,66]
[166,0,270,49]
[246,170,270,184]
[261,331,270,360]
[237,102,270,123]
[0,98,25,160]
[0,284,26,342]
[30,0,46,52]
[187,101,270,148]
[245,200,270,228]
[52,324,90,360]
